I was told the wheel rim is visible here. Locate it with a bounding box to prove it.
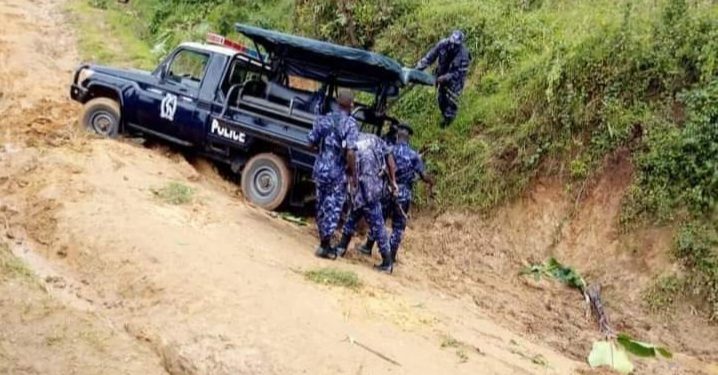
[90,110,115,136]
[252,166,279,199]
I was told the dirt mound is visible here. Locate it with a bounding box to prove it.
[403,152,717,373]
[1,99,86,148]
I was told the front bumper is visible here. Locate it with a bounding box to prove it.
[70,84,88,102]
[69,64,91,103]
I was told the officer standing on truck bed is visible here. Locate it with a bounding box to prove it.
[416,30,471,128]
[357,124,434,264]
[308,89,359,259]
[335,132,398,273]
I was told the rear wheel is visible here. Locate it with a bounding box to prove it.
[80,97,120,138]
[241,153,293,211]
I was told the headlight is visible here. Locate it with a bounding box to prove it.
[78,68,94,86]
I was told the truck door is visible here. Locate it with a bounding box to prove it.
[134,48,209,142]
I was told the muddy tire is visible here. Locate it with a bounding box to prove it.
[241,153,293,211]
[80,97,121,138]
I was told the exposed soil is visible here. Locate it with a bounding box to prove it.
[0,1,716,375]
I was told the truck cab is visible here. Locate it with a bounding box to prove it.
[70,25,434,210]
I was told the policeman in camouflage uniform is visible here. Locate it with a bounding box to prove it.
[357,124,434,264]
[335,132,398,273]
[416,30,471,127]
[307,89,359,258]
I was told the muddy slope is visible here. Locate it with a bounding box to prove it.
[1,0,716,374]
[1,1,578,374]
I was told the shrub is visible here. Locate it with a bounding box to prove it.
[153,182,195,205]
[674,223,718,319]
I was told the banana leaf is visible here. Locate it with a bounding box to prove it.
[617,333,673,359]
[588,341,634,374]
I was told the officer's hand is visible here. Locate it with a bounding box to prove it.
[349,175,358,191]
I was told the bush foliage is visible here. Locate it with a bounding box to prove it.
[674,222,718,319]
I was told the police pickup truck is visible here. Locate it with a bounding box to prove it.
[70,24,433,210]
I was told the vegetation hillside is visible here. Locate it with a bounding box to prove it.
[81,0,717,319]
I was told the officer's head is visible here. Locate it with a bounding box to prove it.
[337,88,355,112]
[383,123,399,144]
[449,30,465,45]
[397,123,414,142]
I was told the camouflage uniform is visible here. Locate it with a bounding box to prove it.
[388,140,425,255]
[308,111,359,241]
[341,133,392,259]
[416,30,471,123]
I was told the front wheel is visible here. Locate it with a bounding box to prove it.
[80,97,121,138]
[241,153,293,211]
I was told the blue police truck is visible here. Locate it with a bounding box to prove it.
[70,24,433,210]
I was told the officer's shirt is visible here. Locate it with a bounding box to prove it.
[353,133,390,208]
[392,141,425,201]
[308,111,359,185]
[419,39,471,89]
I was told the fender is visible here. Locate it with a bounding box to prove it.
[83,79,134,132]
[85,82,126,107]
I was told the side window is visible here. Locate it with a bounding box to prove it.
[168,49,210,90]
[222,58,267,101]
[221,59,249,94]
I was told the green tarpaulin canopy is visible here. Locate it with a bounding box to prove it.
[235,24,434,90]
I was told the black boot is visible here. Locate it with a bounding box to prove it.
[357,239,375,256]
[440,116,454,128]
[390,248,398,264]
[335,234,352,258]
[315,237,337,260]
[374,252,393,274]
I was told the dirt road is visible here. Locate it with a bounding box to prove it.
[0,1,579,374]
[1,1,716,374]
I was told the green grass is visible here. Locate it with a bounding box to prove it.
[440,335,461,349]
[643,274,684,313]
[440,335,472,363]
[153,182,195,205]
[0,242,34,282]
[304,267,362,289]
[673,223,718,319]
[65,0,155,68]
[642,223,718,320]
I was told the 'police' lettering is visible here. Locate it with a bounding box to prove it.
[211,119,246,143]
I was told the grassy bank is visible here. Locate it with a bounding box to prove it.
[65,0,155,68]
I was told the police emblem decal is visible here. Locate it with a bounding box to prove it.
[160,93,178,121]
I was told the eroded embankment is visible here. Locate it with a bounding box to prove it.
[403,151,718,373]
